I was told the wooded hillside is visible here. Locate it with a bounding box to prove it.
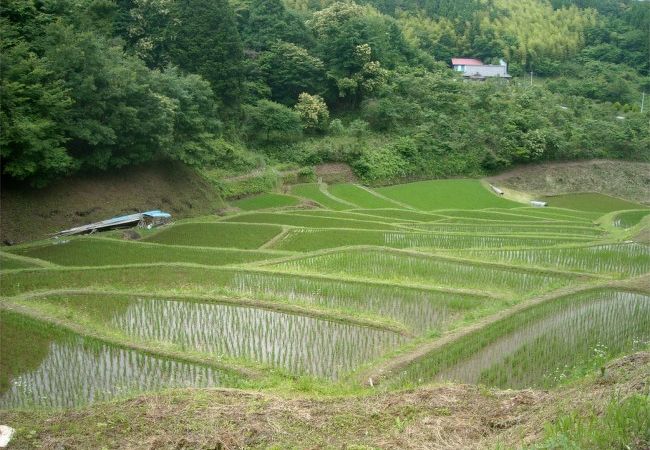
[1,0,648,187]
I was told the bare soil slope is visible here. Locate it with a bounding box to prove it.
[2,352,647,449]
[488,160,650,204]
[0,161,223,244]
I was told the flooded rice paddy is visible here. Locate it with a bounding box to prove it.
[0,312,235,409]
[20,294,408,379]
[392,290,650,389]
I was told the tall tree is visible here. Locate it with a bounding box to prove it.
[169,0,244,105]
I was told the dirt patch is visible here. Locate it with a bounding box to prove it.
[0,161,223,244]
[315,163,357,184]
[487,159,650,204]
[2,352,647,449]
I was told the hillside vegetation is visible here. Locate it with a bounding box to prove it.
[2,0,649,190]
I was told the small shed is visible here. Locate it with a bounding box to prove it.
[55,210,172,237]
[140,210,172,228]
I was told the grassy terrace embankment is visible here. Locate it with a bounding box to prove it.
[1,177,648,448]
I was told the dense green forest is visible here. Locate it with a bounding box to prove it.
[1,0,649,188]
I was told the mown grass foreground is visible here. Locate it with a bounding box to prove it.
[1,178,649,448]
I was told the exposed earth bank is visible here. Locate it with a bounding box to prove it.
[0,161,224,244]
[487,159,650,204]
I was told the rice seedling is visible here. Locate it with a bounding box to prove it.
[0,310,240,409]
[389,289,650,389]
[231,193,301,210]
[25,294,408,380]
[0,266,489,334]
[290,183,351,210]
[0,253,41,270]
[222,212,399,230]
[376,179,522,210]
[7,238,289,267]
[345,209,447,222]
[327,184,402,209]
[613,210,650,229]
[455,243,650,277]
[143,222,283,249]
[407,222,605,237]
[272,229,593,252]
[541,193,648,213]
[436,209,566,222]
[227,271,488,334]
[503,207,600,222]
[270,249,582,296]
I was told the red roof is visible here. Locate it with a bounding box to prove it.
[451,58,483,66]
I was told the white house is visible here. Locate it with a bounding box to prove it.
[451,58,511,80]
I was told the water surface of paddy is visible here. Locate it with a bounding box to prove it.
[391,290,650,389]
[0,312,236,409]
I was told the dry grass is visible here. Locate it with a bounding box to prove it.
[2,352,647,449]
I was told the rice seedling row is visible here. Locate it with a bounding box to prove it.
[0,310,240,409]
[405,222,605,237]
[376,179,522,210]
[269,249,584,296]
[7,238,288,267]
[22,294,407,380]
[541,193,648,213]
[613,210,650,229]
[272,228,595,252]
[143,222,283,249]
[346,209,448,222]
[434,209,583,223]
[0,266,490,334]
[221,212,399,230]
[231,193,301,211]
[0,253,44,270]
[454,243,650,277]
[388,289,650,389]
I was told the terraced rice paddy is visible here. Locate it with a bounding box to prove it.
[18,294,407,379]
[541,193,648,213]
[270,249,583,296]
[376,180,522,210]
[272,228,594,252]
[7,238,287,267]
[452,243,650,277]
[1,178,648,408]
[143,222,283,248]
[231,192,300,210]
[613,210,650,228]
[221,212,398,230]
[0,311,237,409]
[389,290,650,389]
